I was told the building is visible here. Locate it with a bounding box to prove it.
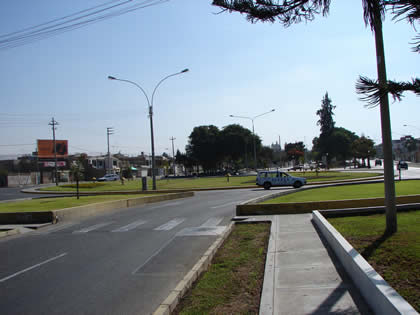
[375,136,420,162]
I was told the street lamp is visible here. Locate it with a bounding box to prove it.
[108,68,189,190]
[230,109,275,169]
[403,124,420,134]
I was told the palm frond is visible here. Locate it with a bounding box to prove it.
[356,76,420,108]
[212,0,331,25]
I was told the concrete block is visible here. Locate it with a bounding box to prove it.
[152,305,170,315]
[313,210,418,315]
[161,291,181,312]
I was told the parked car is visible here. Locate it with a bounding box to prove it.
[397,161,408,170]
[97,174,120,181]
[256,170,306,190]
[288,165,304,171]
[375,159,382,166]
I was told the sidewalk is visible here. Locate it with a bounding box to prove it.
[250,214,372,315]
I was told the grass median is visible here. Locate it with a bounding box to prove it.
[262,180,420,204]
[329,211,420,312]
[40,172,381,192]
[174,223,270,314]
[0,194,158,213]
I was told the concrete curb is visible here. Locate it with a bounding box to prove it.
[152,222,235,315]
[0,192,194,224]
[0,228,20,239]
[237,194,420,216]
[312,210,418,315]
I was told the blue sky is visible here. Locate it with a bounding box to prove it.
[0,0,418,158]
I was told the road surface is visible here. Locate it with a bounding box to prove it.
[0,188,275,315]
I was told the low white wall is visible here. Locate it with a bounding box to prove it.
[312,211,418,315]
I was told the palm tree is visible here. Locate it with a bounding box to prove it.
[211,0,418,234]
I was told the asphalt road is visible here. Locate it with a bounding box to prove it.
[0,188,275,315]
[0,186,66,202]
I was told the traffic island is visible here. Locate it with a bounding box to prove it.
[0,192,194,225]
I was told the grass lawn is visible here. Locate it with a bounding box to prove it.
[40,172,381,192]
[328,211,420,311]
[262,180,420,204]
[0,194,156,213]
[174,223,270,314]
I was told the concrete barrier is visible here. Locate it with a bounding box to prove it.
[0,211,55,224]
[236,194,420,216]
[312,211,418,315]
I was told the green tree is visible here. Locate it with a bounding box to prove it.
[259,146,274,168]
[352,136,376,168]
[316,92,336,136]
[404,136,417,161]
[220,124,254,164]
[212,0,400,234]
[329,127,359,166]
[186,125,223,173]
[285,142,305,165]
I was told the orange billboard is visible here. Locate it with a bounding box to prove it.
[37,139,68,158]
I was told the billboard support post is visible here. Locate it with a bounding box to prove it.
[48,118,59,186]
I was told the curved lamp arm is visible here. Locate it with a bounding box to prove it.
[108,76,151,108]
[150,69,189,112]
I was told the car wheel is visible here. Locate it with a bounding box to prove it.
[263,182,271,190]
[293,181,302,189]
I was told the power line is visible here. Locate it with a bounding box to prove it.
[0,143,36,147]
[0,0,169,50]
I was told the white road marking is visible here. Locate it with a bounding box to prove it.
[210,201,243,209]
[112,220,147,232]
[149,201,183,210]
[0,253,67,283]
[154,218,185,231]
[132,235,176,275]
[201,217,224,227]
[73,222,113,233]
[38,222,78,234]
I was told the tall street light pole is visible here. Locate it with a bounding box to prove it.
[108,68,189,190]
[49,117,59,186]
[230,109,275,170]
[170,136,176,176]
[106,127,114,174]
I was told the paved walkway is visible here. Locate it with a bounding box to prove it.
[245,214,372,315]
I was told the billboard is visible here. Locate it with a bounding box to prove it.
[37,139,68,159]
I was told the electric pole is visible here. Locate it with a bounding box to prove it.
[107,127,114,174]
[49,118,59,186]
[170,136,176,176]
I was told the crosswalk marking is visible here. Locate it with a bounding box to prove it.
[73,222,113,234]
[149,201,183,210]
[36,222,78,234]
[201,217,223,227]
[210,201,243,209]
[111,220,147,232]
[154,218,185,231]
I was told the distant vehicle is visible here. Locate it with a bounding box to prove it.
[397,161,408,170]
[97,174,119,181]
[375,159,382,166]
[256,170,306,190]
[288,165,304,171]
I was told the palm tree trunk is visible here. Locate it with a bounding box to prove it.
[373,7,397,234]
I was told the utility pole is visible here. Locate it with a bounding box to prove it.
[107,127,114,174]
[170,137,176,176]
[49,118,59,186]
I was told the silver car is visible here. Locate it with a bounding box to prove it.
[97,174,120,181]
[256,171,306,190]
